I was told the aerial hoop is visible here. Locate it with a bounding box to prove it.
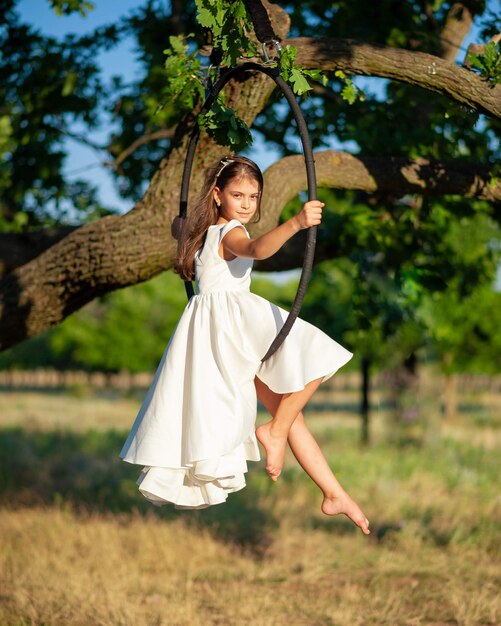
[177,62,318,362]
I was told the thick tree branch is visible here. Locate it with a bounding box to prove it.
[2,3,500,351]
[255,151,501,270]
[262,151,501,217]
[1,150,498,344]
[0,226,77,277]
[1,152,498,277]
[289,37,501,119]
[0,48,284,350]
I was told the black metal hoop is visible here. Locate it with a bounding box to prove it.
[178,62,317,362]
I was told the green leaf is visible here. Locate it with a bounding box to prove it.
[197,94,253,151]
[233,2,247,19]
[196,6,217,29]
[483,41,497,67]
[341,83,357,104]
[467,41,501,85]
[62,71,78,97]
[467,53,484,70]
[49,0,94,16]
[216,7,226,27]
[289,68,312,95]
[168,35,186,56]
[194,0,256,67]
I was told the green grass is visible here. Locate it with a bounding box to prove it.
[0,387,500,625]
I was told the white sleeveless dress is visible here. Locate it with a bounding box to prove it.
[120,220,353,509]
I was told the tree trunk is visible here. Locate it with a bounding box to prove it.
[361,356,371,446]
[442,353,458,420]
[0,69,278,351]
[2,152,498,278]
[386,351,422,444]
[444,373,458,420]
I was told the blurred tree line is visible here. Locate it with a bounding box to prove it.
[0,270,297,372]
[1,0,500,440]
[1,198,499,379]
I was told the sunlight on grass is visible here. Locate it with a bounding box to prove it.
[0,386,500,625]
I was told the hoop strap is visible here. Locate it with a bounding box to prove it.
[242,0,277,44]
[209,47,223,67]
[209,0,279,72]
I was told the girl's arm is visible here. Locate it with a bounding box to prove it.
[223,200,324,260]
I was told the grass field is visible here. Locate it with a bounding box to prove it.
[0,379,500,626]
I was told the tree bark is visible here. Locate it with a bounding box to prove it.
[1,151,498,277]
[439,3,474,62]
[2,143,500,349]
[290,37,501,119]
[0,57,284,351]
[2,23,500,350]
[261,151,501,222]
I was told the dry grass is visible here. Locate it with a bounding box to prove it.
[0,383,500,626]
[0,388,139,432]
[1,506,499,626]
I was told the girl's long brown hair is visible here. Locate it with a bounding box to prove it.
[174,155,263,281]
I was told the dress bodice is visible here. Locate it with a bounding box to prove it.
[195,220,253,294]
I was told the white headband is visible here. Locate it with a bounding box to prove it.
[215,157,235,179]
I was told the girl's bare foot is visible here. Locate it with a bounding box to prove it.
[255,422,287,481]
[322,490,370,535]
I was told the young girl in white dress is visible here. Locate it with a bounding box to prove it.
[120,155,370,535]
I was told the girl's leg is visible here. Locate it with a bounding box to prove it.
[255,376,323,481]
[255,377,370,535]
[288,415,370,534]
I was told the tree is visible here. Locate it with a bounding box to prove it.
[0,270,297,372]
[0,0,500,352]
[289,183,500,442]
[417,212,501,418]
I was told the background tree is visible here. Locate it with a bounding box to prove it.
[1,0,499,374]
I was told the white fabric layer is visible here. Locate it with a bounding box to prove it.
[120,219,353,508]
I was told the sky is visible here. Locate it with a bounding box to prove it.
[18,0,289,214]
[17,0,497,218]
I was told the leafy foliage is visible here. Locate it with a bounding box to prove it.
[2,0,500,376]
[290,183,501,374]
[467,41,501,86]
[419,282,501,374]
[198,94,253,151]
[0,4,122,228]
[334,70,366,105]
[48,0,95,16]
[279,45,328,95]
[159,7,333,151]
[162,35,205,111]
[195,0,257,66]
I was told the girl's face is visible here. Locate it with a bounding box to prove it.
[214,177,260,224]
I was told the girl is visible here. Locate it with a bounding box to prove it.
[120,155,370,535]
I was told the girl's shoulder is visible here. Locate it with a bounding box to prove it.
[215,220,249,240]
[197,220,250,265]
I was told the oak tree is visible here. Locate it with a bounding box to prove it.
[1,0,499,353]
